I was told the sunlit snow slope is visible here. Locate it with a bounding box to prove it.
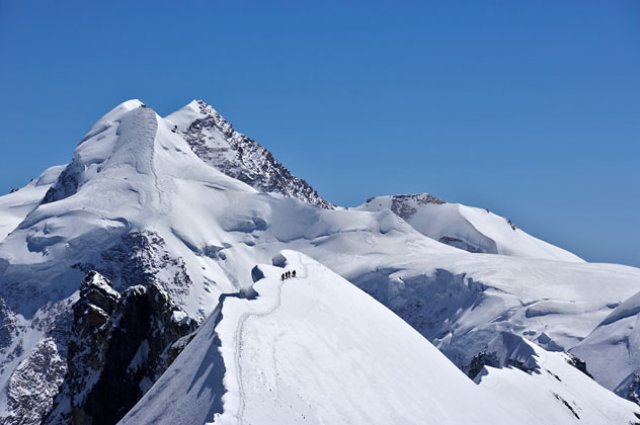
[0,165,64,242]
[360,193,583,262]
[571,290,640,401]
[120,251,640,425]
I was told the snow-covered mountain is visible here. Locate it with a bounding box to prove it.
[359,193,583,262]
[0,99,639,425]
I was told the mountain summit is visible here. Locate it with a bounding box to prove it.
[167,100,333,209]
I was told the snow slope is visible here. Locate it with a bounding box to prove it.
[360,193,584,262]
[571,290,640,400]
[478,333,640,424]
[0,165,64,242]
[120,251,640,425]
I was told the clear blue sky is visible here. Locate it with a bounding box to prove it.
[1,1,638,266]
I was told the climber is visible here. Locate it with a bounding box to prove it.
[292,270,296,278]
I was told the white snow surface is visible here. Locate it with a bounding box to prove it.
[359,194,584,262]
[0,165,64,242]
[120,251,640,425]
[571,289,640,393]
[479,336,640,424]
[1,99,640,422]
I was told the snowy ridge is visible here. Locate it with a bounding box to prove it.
[360,193,584,262]
[120,251,640,425]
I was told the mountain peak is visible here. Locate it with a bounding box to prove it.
[191,99,218,115]
[80,99,146,145]
[167,100,334,209]
[117,98,145,110]
[98,99,145,118]
[43,104,160,205]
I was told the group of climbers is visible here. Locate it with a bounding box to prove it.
[281,270,297,281]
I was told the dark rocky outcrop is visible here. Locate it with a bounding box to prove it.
[467,350,500,379]
[467,333,541,382]
[388,193,444,219]
[40,160,83,205]
[4,338,66,425]
[565,353,593,378]
[44,271,197,425]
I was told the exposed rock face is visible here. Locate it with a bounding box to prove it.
[44,271,197,425]
[389,193,444,219]
[180,100,333,209]
[565,353,592,378]
[0,229,199,424]
[74,231,192,301]
[40,160,83,204]
[0,298,19,371]
[467,350,500,379]
[3,339,66,425]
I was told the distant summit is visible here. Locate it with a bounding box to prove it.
[360,193,584,262]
